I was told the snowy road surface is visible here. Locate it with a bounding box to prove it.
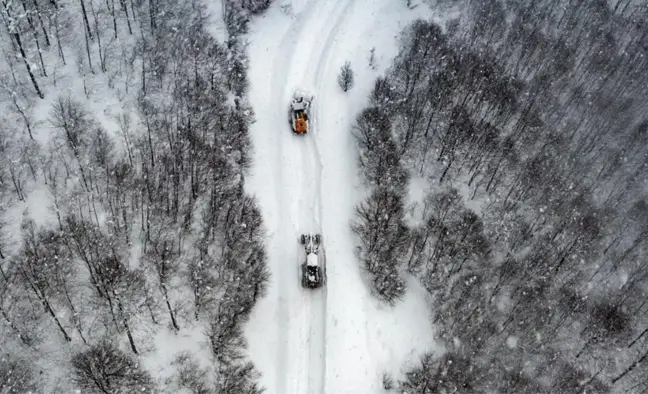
[243,0,439,392]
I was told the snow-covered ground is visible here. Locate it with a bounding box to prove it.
[243,0,442,392]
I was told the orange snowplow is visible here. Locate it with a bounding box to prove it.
[294,111,308,134]
[290,94,312,134]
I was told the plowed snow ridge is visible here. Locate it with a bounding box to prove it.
[243,0,441,392]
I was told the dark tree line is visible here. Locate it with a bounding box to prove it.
[351,99,410,303]
[0,0,273,392]
[353,0,648,392]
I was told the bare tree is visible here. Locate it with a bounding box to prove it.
[71,341,154,393]
[92,254,146,354]
[0,353,39,393]
[352,187,410,303]
[576,302,632,359]
[400,352,482,393]
[169,352,214,394]
[0,126,33,202]
[209,301,247,366]
[49,95,95,193]
[351,107,408,192]
[62,215,144,353]
[13,216,73,342]
[143,218,181,331]
[0,85,36,140]
[0,1,45,98]
[216,361,264,394]
[337,61,355,92]
[0,262,35,346]
[187,255,218,320]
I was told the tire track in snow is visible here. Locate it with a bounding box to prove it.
[308,0,357,231]
[302,0,356,391]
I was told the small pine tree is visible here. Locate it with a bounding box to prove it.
[338,61,355,92]
[369,47,377,70]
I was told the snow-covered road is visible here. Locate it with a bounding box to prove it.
[244,0,439,392]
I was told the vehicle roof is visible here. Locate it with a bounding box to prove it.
[306,253,318,267]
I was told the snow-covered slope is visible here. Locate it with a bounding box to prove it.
[244,0,441,392]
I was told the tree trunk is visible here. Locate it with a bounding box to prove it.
[163,286,179,331]
[1,307,30,345]
[61,279,88,344]
[149,0,157,30]
[54,13,66,64]
[575,336,594,358]
[31,0,51,46]
[9,164,25,201]
[124,316,138,353]
[141,53,146,93]
[43,298,72,342]
[83,16,94,74]
[439,155,454,184]
[193,279,202,321]
[90,0,105,72]
[612,348,648,384]
[13,33,44,98]
[20,0,37,32]
[107,0,117,38]
[119,0,133,35]
[144,291,158,325]
[18,0,47,74]
[628,326,648,349]
[104,291,121,331]
[11,94,34,140]
[79,0,93,40]
[145,118,155,167]
[117,298,138,354]
[34,35,47,77]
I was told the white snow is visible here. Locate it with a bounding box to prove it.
[243,0,442,392]
[140,323,214,387]
[405,174,430,227]
[506,336,519,349]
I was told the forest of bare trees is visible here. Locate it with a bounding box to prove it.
[353,0,648,392]
[0,0,270,392]
[3,0,648,391]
